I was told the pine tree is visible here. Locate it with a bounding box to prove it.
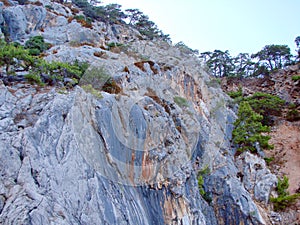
[232,101,273,153]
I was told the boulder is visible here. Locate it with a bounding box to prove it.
[236,151,277,203]
[3,6,27,41]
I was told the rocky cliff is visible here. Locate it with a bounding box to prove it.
[0,1,279,224]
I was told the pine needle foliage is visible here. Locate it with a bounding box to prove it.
[232,101,273,153]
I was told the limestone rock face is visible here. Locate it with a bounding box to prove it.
[0,1,277,225]
[3,4,46,41]
[236,152,277,203]
[3,6,27,41]
[0,81,206,225]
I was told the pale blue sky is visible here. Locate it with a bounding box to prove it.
[101,0,300,56]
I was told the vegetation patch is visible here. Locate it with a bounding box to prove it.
[291,75,300,81]
[25,36,52,56]
[286,109,300,121]
[79,66,121,94]
[232,101,273,154]
[227,87,243,100]
[0,38,88,86]
[228,90,285,125]
[174,96,189,108]
[82,84,103,99]
[264,157,274,165]
[73,15,93,28]
[245,92,284,115]
[24,73,44,86]
[0,40,35,74]
[270,176,300,211]
[197,166,212,203]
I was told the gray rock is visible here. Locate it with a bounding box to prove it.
[236,152,277,203]
[3,4,46,41]
[0,3,4,26]
[23,5,46,33]
[0,1,279,224]
[0,83,206,224]
[3,6,27,41]
[50,2,73,17]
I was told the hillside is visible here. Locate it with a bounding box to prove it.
[221,65,300,223]
[0,0,299,224]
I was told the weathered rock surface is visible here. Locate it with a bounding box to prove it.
[236,152,277,203]
[0,80,206,225]
[0,1,279,224]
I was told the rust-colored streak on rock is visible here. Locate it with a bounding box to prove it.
[162,195,190,224]
[134,61,146,72]
[129,151,135,184]
[141,151,153,182]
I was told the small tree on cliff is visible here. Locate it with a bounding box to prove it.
[232,101,273,153]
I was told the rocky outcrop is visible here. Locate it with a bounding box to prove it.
[0,1,279,224]
[2,4,46,41]
[236,152,277,203]
[0,80,205,224]
[0,60,268,225]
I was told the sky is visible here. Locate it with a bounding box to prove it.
[101,0,300,56]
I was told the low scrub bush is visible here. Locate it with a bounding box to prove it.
[197,166,212,203]
[24,73,44,86]
[286,109,300,121]
[25,36,51,56]
[227,87,243,99]
[270,176,300,211]
[73,15,93,28]
[82,84,103,99]
[292,75,300,81]
[174,96,189,108]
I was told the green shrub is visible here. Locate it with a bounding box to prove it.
[79,66,110,88]
[245,92,284,116]
[286,109,300,121]
[288,103,297,109]
[277,176,289,196]
[244,92,285,125]
[0,39,35,73]
[73,15,93,28]
[79,66,121,94]
[25,36,51,56]
[25,59,87,86]
[271,194,300,211]
[264,157,274,165]
[232,101,273,153]
[82,84,103,99]
[227,87,243,99]
[35,60,83,80]
[73,60,89,76]
[107,42,123,47]
[107,42,124,50]
[174,96,189,108]
[292,75,300,81]
[270,176,300,211]
[197,166,212,203]
[24,73,44,86]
